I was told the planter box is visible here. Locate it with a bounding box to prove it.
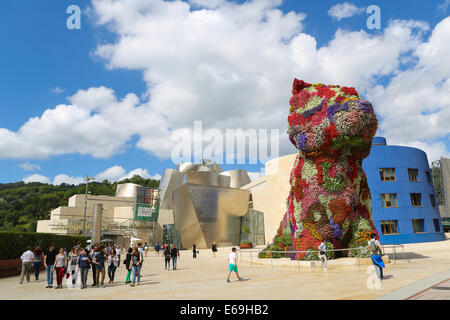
[0,259,45,279]
[240,243,253,249]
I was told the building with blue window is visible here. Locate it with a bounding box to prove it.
[363,137,446,244]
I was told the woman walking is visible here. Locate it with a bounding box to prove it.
[130,247,142,287]
[78,248,91,289]
[68,248,80,288]
[54,248,67,289]
[32,246,44,280]
[192,243,197,259]
[124,248,132,284]
[211,242,218,258]
[107,248,119,284]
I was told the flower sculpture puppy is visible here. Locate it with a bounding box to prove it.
[275,79,379,260]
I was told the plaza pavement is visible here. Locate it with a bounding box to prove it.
[1,234,449,300]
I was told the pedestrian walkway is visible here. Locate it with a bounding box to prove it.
[1,237,449,300]
[377,267,450,300]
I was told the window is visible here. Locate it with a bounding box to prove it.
[412,219,425,233]
[379,168,396,181]
[425,171,432,184]
[380,220,398,235]
[410,193,422,206]
[429,194,436,208]
[381,193,398,207]
[433,219,441,232]
[408,168,419,182]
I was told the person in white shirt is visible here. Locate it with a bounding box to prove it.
[226,247,242,283]
[318,241,328,271]
[19,247,34,284]
[115,245,121,267]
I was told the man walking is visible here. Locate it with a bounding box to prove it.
[163,244,171,271]
[170,243,180,270]
[226,247,242,283]
[93,246,106,288]
[19,247,34,284]
[44,244,57,288]
[318,241,328,271]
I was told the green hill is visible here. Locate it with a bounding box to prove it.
[0,176,159,232]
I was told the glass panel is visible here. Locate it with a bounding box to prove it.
[408,169,419,182]
[412,219,425,233]
[410,193,422,206]
[380,220,398,235]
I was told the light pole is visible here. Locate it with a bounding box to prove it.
[82,175,95,236]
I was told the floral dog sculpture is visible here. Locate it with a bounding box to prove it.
[274,79,379,260]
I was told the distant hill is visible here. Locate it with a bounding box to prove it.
[0,175,159,232]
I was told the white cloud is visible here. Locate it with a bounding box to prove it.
[438,0,450,12]
[95,165,127,181]
[19,161,41,171]
[51,86,65,94]
[23,166,161,186]
[247,170,265,182]
[23,174,50,184]
[190,0,226,9]
[2,0,450,168]
[367,17,450,163]
[52,174,85,186]
[327,2,364,21]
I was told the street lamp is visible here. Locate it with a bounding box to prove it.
[82,175,95,236]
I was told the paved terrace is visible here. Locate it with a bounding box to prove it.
[1,235,449,300]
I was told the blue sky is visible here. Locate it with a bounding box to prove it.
[1,0,450,184]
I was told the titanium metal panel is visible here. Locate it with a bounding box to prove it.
[220,170,251,188]
[115,183,141,198]
[159,169,184,209]
[173,183,250,248]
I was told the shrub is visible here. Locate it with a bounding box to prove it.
[0,231,87,260]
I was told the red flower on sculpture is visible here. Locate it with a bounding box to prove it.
[341,87,358,96]
[292,79,312,95]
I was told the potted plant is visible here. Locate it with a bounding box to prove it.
[240,241,253,249]
[240,224,253,249]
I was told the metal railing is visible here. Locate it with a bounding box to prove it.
[237,244,407,271]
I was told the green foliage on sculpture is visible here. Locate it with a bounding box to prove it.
[263,79,379,260]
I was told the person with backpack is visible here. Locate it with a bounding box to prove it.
[124,248,133,284]
[368,233,385,280]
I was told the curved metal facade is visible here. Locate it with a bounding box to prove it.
[363,137,446,244]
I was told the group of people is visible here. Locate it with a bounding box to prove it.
[19,242,152,289]
[20,235,384,288]
[316,233,385,280]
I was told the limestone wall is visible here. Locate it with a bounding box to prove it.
[242,153,297,244]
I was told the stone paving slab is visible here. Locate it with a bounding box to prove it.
[1,236,449,300]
